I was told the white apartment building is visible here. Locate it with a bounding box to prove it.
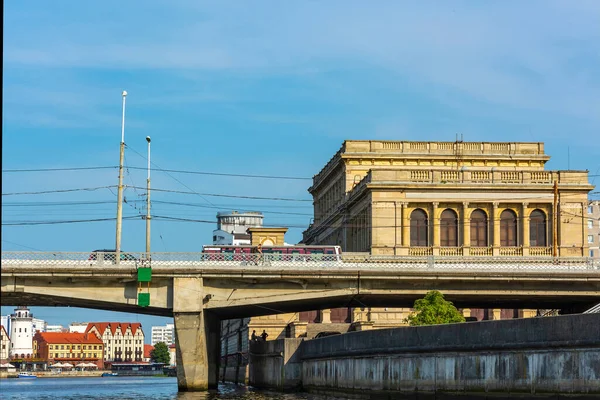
[151,323,175,346]
[45,325,65,333]
[69,322,89,333]
[32,318,46,333]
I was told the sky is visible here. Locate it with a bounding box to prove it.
[2,1,600,337]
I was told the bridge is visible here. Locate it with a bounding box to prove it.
[2,251,600,391]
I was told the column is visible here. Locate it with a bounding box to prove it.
[522,202,530,255]
[462,202,470,256]
[401,202,410,249]
[321,309,331,324]
[461,308,471,319]
[492,202,500,256]
[173,277,220,391]
[432,202,439,255]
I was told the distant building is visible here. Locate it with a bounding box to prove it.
[168,344,176,366]
[32,318,46,333]
[85,322,144,363]
[1,325,9,361]
[143,344,153,362]
[212,211,264,245]
[33,331,104,369]
[588,200,600,259]
[8,306,34,359]
[46,325,65,333]
[151,323,174,346]
[69,323,89,333]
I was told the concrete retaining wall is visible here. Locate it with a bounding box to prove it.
[249,338,303,390]
[249,314,600,397]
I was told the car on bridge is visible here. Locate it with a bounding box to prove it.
[88,249,137,263]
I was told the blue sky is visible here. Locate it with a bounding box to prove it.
[2,1,599,336]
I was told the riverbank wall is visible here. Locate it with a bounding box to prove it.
[249,313,600,397]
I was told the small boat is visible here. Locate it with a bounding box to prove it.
[101,372,119,377]
[18,372,37,379]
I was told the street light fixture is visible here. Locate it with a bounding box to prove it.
[115,90,127,263]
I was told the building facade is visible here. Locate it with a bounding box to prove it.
[85,323,144,363]
[588,200,600,259]
[303,140,593,257]
[301,140,593,323]
[33,332,104,369]
[1,325,9,361]
[69,323,89,333]
[212,211,264,245]
[151,323,174,346]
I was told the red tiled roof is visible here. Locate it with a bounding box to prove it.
[35,332,103,345]
[85,322,143,336]
[144,344,153,358]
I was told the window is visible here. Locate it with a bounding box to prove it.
[440,209,458,247]
[589,205,594,214]
[500,209,518,246]
[470,209,488,247]
[589,235,594,244]
[410,208,428,246]
[589,219,594,229]
[530,209,547,247]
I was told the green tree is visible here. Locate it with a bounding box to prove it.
[150,342,171,365]
[406,290,466,326]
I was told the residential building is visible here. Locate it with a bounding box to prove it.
[69,323,89,333]
[212,211,264,245]
[588,200,600,259]
[8,306,34,359]
[1,325,9,361]
[0,316,10,337]
[151,323,174,346]
[168,344,176,366]
[33,332,104,369]
[143,344,153,362]
[85,323,145,363]
[301,140,593,323]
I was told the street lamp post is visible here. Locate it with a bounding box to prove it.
[115,90,127,264]
[145,136,151,256]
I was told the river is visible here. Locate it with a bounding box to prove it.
[0,377,339,400]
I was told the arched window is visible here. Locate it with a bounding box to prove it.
[470,209,488,247]
[530,209,547,247]
[500,209,518,246]
[440,209,458,247]
[410,208,428,246]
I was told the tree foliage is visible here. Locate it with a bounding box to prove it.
[150,342,171,365]
[406,290,466,326]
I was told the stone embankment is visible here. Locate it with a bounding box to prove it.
[249,313,600,398]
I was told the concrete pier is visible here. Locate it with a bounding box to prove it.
[249,313,600,397]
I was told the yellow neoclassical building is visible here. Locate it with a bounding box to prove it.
[302,140,593,258]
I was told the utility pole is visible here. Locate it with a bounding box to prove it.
[145,136,152,256]
[553,180,558,258]
[115,90,127,264]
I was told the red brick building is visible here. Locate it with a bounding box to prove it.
[33,332,104,369]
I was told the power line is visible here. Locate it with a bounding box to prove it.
[125,166,312,181]
[1,186,117,196]
[1,216,140,226]
[2,166,117,173]
[126,185,312,202]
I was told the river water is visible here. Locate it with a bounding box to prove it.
[0,377,339,400]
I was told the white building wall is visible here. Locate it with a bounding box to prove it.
[1,316,10,337]
[0,327,9,360]
[46,325,64,333]
[9,307,34,358]
[69,323,89,333]
[32,318,46,333]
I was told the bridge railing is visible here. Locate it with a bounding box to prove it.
[1,251,599,271]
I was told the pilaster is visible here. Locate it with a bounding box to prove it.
[522,202,530,255]
[492,202,500,255]
[432,202,440,255]
[462,202,470,255]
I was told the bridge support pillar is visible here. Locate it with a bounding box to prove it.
[174,311,220,391]
[172,277,220,391]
